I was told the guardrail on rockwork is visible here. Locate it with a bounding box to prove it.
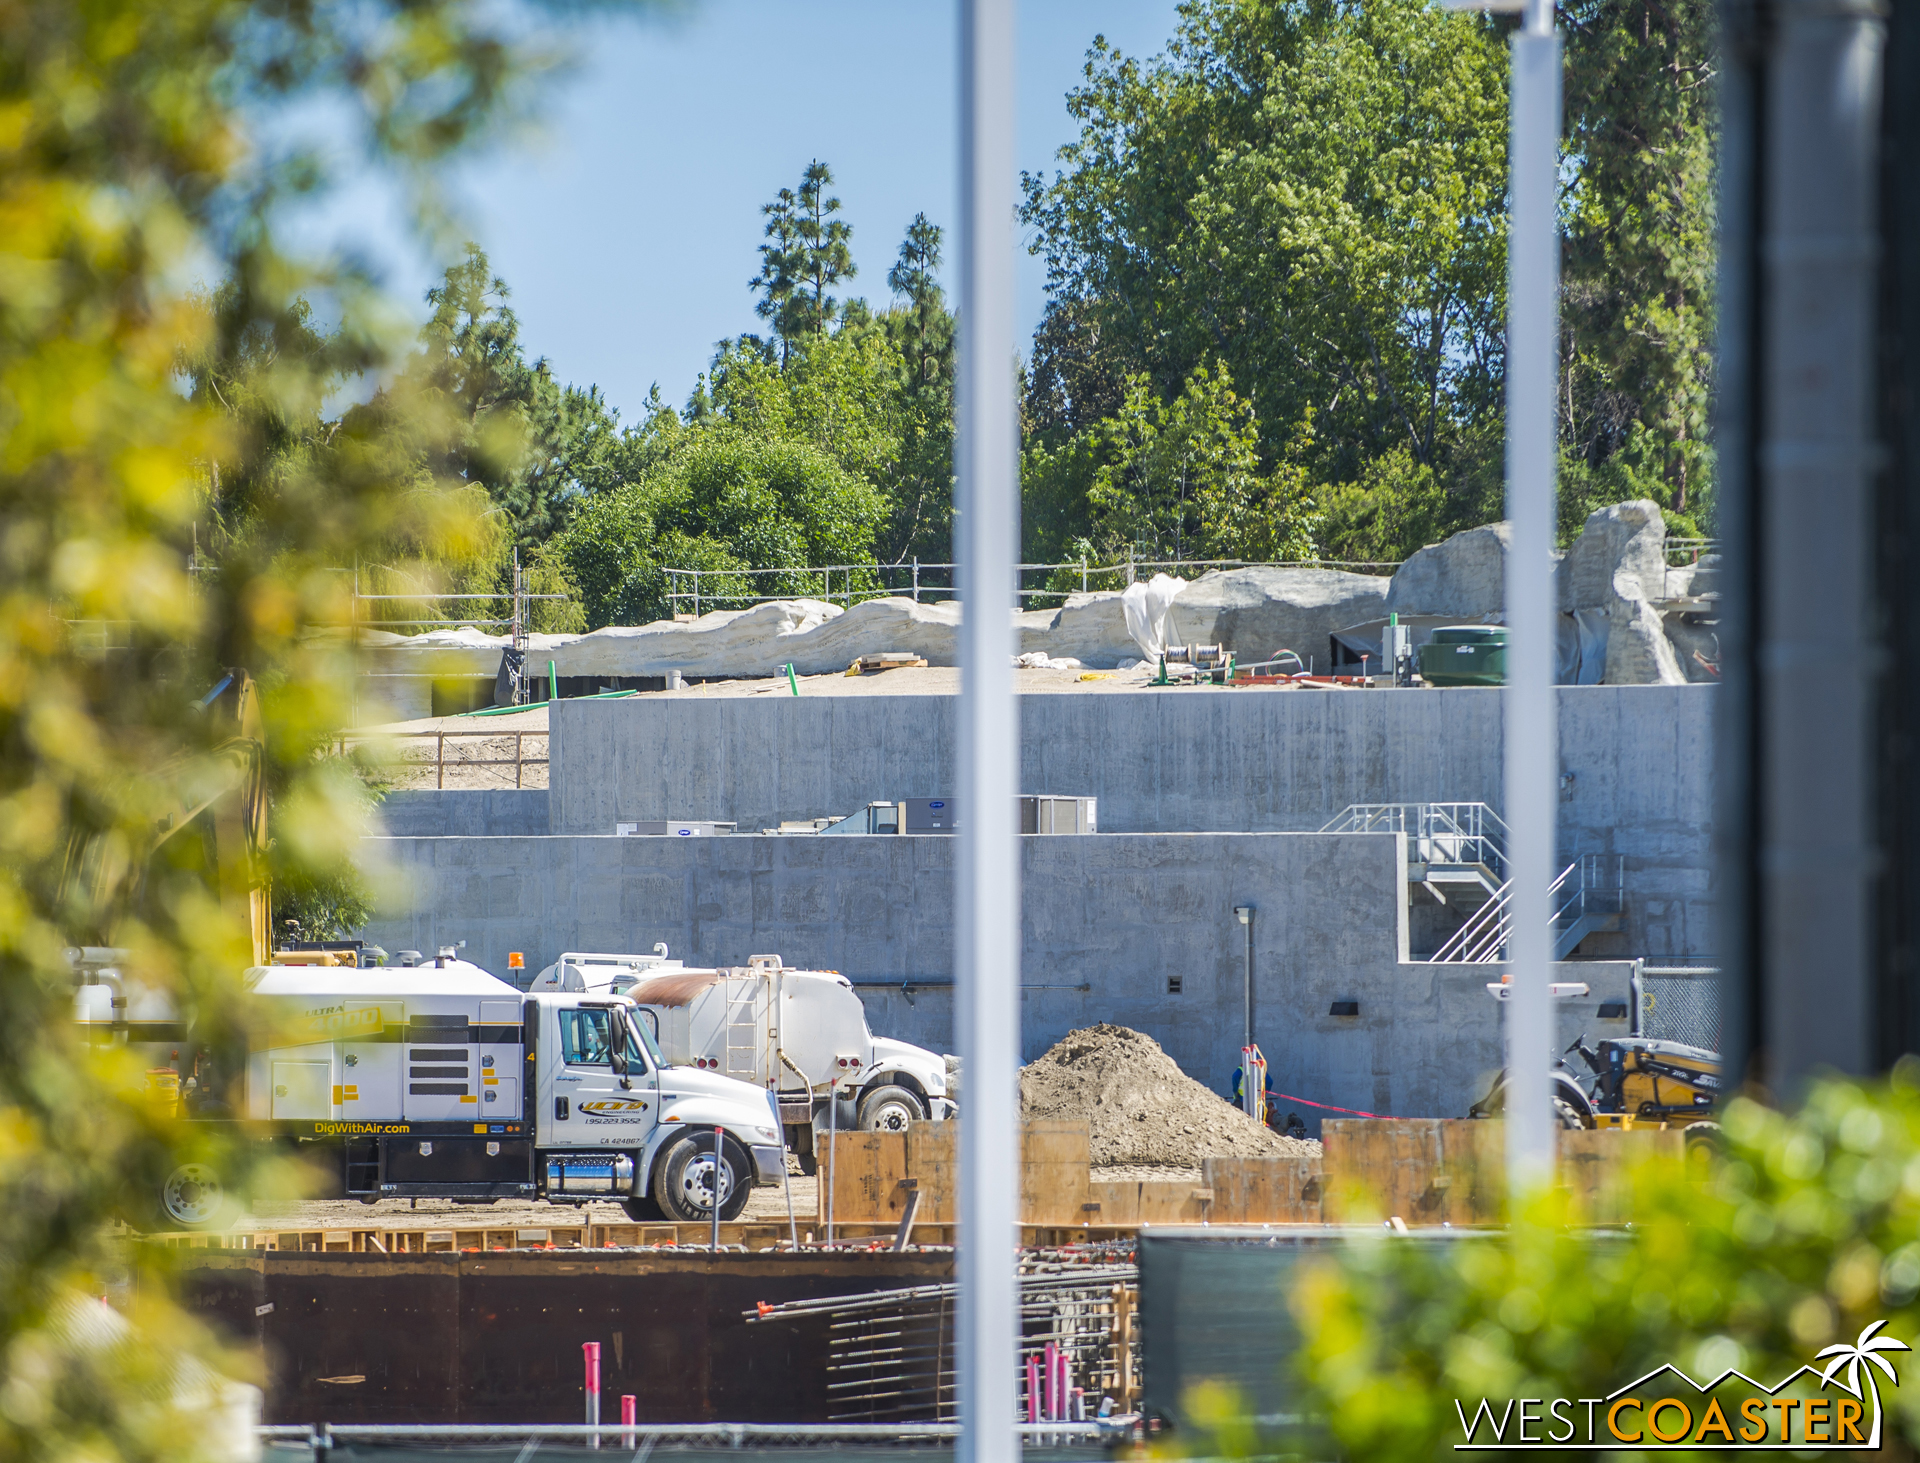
[662,554,1403,616]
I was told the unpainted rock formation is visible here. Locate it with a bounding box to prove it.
[1167,566,1388,667]
[1556,500,1686,685]
[1371,499,1699,686]
[1386,522,1511,620]
[358,499,1709,715]
[1019,1023,1320,1167]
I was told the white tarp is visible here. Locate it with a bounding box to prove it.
[1120,574,1187,662]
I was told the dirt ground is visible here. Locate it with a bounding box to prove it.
[1021,1024,1322,1167]
[239,1175,820,1233]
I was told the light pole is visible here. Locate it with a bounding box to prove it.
[1502,0,1560,1195]
[955,2,1020,1461]
[1445,0,1559,1193]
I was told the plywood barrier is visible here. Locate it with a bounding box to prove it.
[1202,1155,1325,1223]
[1087,1177,1212,1227]
[821,1121,1092,1227]
[1321,1119,1687,1224]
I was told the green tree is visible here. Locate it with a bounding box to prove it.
[1021,1,1510,495]
[753,161,857,356]
[877,215,956,563]
[1025,363,1317,566]
[556,428,888,627]
[398,246,620,553]
[1562,0,1717,521]
[0,0,639,1457]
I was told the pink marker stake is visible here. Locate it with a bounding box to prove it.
[1026,1354,1041,1423]
[582,1342,601,1449]
[621,1394,637,1449]
[1045,1341,1059,1421]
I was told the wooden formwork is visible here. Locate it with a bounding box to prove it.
[819,1118,1688,1230]
[141,1118,1689,1253]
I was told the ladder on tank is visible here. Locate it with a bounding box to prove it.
[724,956,782,1082]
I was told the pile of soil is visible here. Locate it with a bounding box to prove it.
[1020,1024,1321,1167]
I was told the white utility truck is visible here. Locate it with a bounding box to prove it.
[75,949,786,1230]
[531,952,954,1172]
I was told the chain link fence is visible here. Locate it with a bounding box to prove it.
[1635,964,1722,1052]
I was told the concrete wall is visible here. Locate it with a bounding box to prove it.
[378,790,550,838]
[356,831,1636,1129]
[547,686,1714,957]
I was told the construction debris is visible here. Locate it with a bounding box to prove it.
[1020,1024,1321,1167]
[853,652,928,673]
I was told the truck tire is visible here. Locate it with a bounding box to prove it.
[155,1161,234,1231]
[654,1131,752,1224]
[857,1085,924,1134]
[621,1192,665,1222]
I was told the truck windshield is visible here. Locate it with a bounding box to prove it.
[623,1009,664,1070]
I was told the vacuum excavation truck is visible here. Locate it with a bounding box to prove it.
[75,948,785,1230]
[531,951,954,1172]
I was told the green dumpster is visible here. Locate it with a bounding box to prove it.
[1417,624,1507,686]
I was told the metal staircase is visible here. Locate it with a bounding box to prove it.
[1429,852,1626,963]
[1320,802,1507,910]
[1320,802,1625,962]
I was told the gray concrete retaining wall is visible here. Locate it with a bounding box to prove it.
[545,686,1714,957]
[378,790,551,838]
[356,831,1636,1129]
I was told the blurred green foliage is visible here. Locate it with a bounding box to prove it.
[1284,1076,1920,1460]
[0,0,645,1456]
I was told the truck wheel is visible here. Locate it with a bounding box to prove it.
[857,1085,923,1134]
[156,1161,233,1231]
[654,1132,752,1224]
[621,1192,665,1222]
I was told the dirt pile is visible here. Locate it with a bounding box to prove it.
[1020,1024,1320,1167]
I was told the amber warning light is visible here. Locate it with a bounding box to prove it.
[508,952,525,969]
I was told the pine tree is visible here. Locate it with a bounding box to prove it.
[886,213,953,393]
[752,161,856,357]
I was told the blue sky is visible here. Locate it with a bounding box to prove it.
[285,0,1183,423]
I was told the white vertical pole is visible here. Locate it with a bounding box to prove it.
[1503,0,1560,1198]
[957,0,1020,1459]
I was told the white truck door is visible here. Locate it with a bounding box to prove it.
[541,1002,657,1150]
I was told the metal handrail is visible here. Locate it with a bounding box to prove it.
[1429,853,1625,963]
[1320,801,1510,879]
[663,553,1402,615]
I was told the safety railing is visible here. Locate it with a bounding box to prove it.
[337,729,549,789]
[1320,801,1509,878]
[1430,853,1625,964]
[662,554,1402,616]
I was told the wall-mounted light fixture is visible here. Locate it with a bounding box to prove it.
[1329,1001,1359,1017]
